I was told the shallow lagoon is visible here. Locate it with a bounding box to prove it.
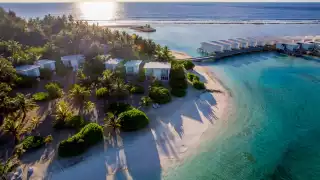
[164,53,320,180]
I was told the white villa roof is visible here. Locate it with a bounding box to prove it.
[125,60,142,67]
[61,54,84,61]
[36,59,55,65]
[105,58,123,65]
[15,65,40,72]
[144,62,171,69]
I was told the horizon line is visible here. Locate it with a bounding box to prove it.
[0,0,320,3]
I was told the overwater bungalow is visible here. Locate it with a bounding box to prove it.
[211,41,232,51]
[297,42,315,51]
[228,39,248,48]
[237,38,256,47]
[200,42,224,54]
[220,40,240,49]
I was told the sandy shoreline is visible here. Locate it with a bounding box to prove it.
[23,55,232,180]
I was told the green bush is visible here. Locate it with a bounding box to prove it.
[169,63,188,90]
[108,102,133,115]
[96,87,108,99]
[183,60,195,70]
[151,79,163,87]
[138,69,146,82]
[149,86,171,104]
[39,68,53,80]
[130,84,144,94]
[45,82,63,99]
[171,88,187,97]
[21,136,44,151]
[58,123,103,157]
[187,73,200,82]
[32,92,49,101]
[118,109,149,131]
[65,115,86,129]
[15,75,38,88]
[193,80,206,90]
[140,96,152,107]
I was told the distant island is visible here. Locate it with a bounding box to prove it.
[130,24,156,32]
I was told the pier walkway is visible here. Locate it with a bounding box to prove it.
[188,46,266,62]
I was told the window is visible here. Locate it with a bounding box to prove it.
[127,67,134,73]
[161,69,169,80]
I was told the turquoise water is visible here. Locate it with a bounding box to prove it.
[164,53,320,179]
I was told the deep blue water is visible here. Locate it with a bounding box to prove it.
[1,2,320,24]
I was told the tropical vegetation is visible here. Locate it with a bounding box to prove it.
[58,123,103,157]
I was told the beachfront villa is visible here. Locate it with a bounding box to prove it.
[35,59,56,71]
[143,62,171,81]
[124,60,143,74]
[15,65,41,77]
[104,58,123,70]
[61,54,85,71]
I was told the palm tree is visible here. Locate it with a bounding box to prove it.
[0,156,20,180]
[99,70,114,90]
[104,112,121,138]
[1,114,40,144]
[68,84,91,115]
[54,100,72,123]
[110,78,129,100]
[13,93,38,122]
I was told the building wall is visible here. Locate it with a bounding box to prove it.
[145,68,170,81]
[125,65,140,74]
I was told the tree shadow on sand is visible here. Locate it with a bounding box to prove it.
[107,128,161,180]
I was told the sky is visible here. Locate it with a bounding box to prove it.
[0,0,319,2]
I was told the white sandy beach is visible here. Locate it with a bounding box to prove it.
[21,53,232,180]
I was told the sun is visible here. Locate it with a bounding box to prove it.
[79,2,117,21]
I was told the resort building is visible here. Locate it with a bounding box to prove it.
[35,59,56,71]
[143,62,171,81]
[15,65,40,77]
[200,42,223,54]
[124,60,143,74]
[298,42,315,51]
[61,54,85,71]
[220,40,240,49]
[211,41,232,51]
[238,38,256,47]
[104,58,124,70]
[277,43,299,51]
[228,39,248,48]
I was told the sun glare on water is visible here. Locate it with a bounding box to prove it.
[79,2,117,21]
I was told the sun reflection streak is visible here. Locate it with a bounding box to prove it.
[79,2,117,21]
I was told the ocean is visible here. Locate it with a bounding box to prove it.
[2,2,320,180]
[1,2,320,24]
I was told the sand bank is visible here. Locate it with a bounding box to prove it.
[171,50,193,60]
[25,61,232,180]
